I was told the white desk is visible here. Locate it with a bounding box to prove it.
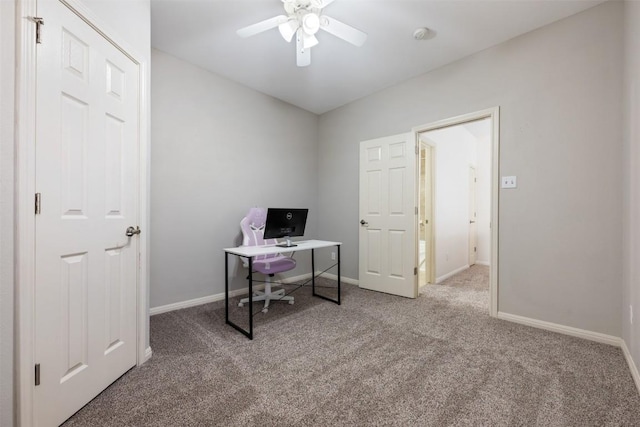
[223,240,342,339]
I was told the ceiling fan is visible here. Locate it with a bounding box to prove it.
[237,0,367,67]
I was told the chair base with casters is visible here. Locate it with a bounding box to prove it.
[238,274,294,314]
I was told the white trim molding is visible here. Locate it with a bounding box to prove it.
[498,313,640,394]
[413,106,500,317]
[150,289,248,316]
[621,340,640,394]
[497,312,621,347]
[150,272,358,316]
[143,346,153,363]
[16,1,38,424]
[150,273,313,315]
[436,265,470,284]
[316,272,359,286]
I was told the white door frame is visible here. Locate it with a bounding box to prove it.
[418,140,436,286]
[469,165,477,266]
[412,107,500,317]
[15,0,150,424]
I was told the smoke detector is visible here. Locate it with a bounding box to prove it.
[413,27,431,40]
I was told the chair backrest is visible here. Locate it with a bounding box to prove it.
[240,207,278,261]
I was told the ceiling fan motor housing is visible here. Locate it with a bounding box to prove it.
[284,0,318,15]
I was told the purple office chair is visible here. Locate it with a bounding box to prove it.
[238,207,296,313]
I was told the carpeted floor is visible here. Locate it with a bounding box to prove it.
[64,267,640,426]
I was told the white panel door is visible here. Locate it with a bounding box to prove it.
[359,134,417,298]
[34,1,139,425]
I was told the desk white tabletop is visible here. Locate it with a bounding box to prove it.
[223,239,342,257]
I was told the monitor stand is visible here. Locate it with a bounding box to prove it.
[276,237,297,248]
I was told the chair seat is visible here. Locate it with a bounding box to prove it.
[253,255,296,275]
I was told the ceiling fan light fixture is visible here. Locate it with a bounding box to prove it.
[303,33,319,49]
[302,13,320,35]
[279,19,299,42]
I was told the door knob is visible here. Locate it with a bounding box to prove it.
[126,226,141,237]
[360,219,368,226]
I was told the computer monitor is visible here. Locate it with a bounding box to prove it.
[263,208,309,248]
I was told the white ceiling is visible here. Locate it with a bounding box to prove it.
[151,0,604,115]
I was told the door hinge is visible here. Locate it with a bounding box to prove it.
[35,364,40,386]
[414,267,418,275]
[415,206,418,215]
[30,17,44,44]
[415,145,419,155]
[35,193,41,215]
[474,247,477,252]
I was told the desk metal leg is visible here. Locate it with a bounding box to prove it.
[337,244,341,305]
[225,254,254,340]
[225,252,229,323]
[312,245,341,305]
[248,257,253,340]
[311,248,315,295]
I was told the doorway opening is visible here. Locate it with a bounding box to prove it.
[414,108,499,316]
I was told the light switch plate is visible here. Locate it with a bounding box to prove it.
[501,176,517,189]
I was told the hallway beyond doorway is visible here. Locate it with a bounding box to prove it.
[421,265,489,312]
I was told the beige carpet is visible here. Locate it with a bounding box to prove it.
[63,270,640,426]
[422,264,491,311]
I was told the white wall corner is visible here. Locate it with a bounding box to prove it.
[436,265,470,284]
[621,340,640,394]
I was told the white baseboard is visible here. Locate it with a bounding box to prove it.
[621,340,640,394]
[315,271,359,286]
[496,312,640,394]
[143,346,153,362]
[281,272,314,284]
[436,264,470,284]
[150,291,238,316]
[475,261,490,266]
[497,311,622,347]
[150,273,314,316]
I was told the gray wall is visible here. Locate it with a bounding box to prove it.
[150,49,319,309]
[623,0,640,378]
[317,1,624,336]
[1,1,15,425]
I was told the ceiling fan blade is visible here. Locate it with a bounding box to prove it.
[237,15,288,38]
[296,29,311,67]
[320,15,367,47]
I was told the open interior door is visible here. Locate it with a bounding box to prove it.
[359,133,417,298]
[34,1,140,424]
